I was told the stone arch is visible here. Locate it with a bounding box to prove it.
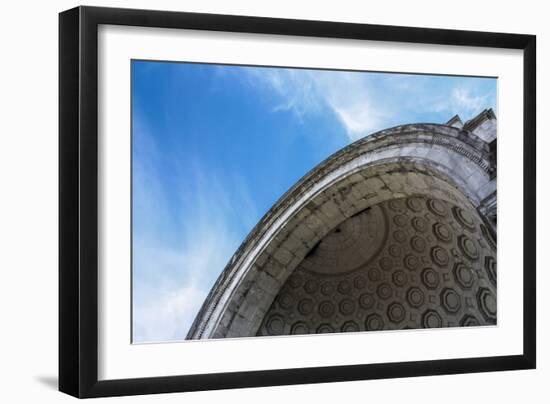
[187,119,497,339]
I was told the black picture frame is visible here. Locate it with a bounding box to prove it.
[59,5,536,398]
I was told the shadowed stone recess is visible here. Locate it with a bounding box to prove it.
[257,196,496,336]
[187,111,497,340]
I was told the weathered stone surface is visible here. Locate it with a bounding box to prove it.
[187,110,497,340]
[257,196,496,336]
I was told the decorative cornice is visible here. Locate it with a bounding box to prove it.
[463,108,497,132]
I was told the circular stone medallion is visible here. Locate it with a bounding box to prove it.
[433,222,452,243]
[431,246,450,267]
[458,235,479,261]
[427,199,448,216]
[412,216,428,233]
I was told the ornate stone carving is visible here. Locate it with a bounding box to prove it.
[404,254,420,271]
[411,236,427,253]
[421,268,440,290]
[341,320,360,332]
[318,301,336,318]
[317,324,335,333]
[453,206,476,231]
[291,321,309,335]
[392,270,408,287]
[387,302,406,323]
[339,299,356,315]
[265,315,286,335]
[458,235,480,261]
[477,287,497,324]
[376,283,393,300]
[365,314,385,330]
[453,262,475,290]
[431,246,450,267]
[427,198,449,217]
[485,256,497,286]
[460,314,480,327]
[422,309,443,328]
[298,298,314,315]
[412,216,428,233]
[257,196,497,336]
[407,197,424,212]
[188,116,498,340]
[433,222,453,243]
[406,287,425,308]
[440,288,462,314]
[393,230,407,243]
[359,293,375,310]
[300,204,388,276]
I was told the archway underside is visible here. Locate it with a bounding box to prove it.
[191,159,496,339]
[256,195,496,336]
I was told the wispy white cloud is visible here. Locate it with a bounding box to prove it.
[242,68,386,141]
[417,85,495,120]
[132,197,240,342]
[450,87,492,116]
[243,68,322,119]
[133,282,206,343]
[240,68,495,139]
[316,73,387,138]
[132,120,257,342]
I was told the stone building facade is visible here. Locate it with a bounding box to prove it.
[187,109,497,339]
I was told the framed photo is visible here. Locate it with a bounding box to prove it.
[59,6,536,398]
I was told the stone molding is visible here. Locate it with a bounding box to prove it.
[187,120,497,339]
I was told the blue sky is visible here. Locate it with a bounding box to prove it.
[131,60,496,343]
